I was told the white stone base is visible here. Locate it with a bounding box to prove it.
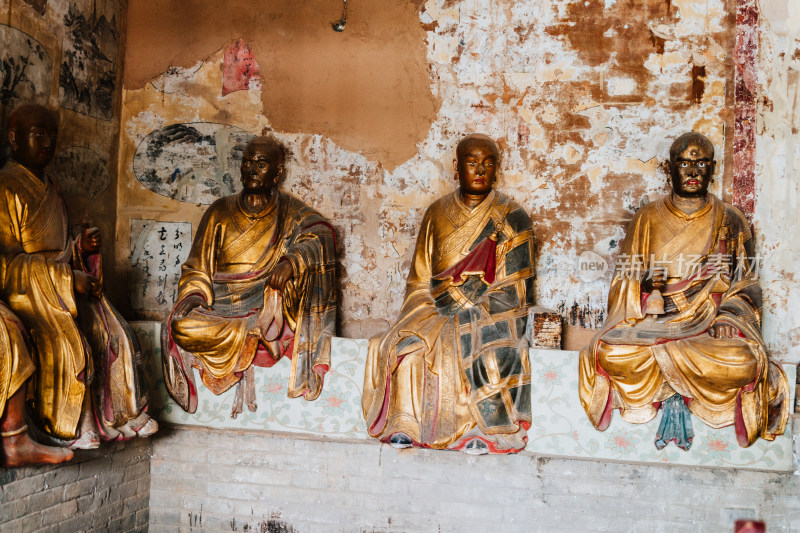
[131,322,796,472]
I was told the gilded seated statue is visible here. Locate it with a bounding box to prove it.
[579,132,790,449]
[0,104,157,451]
[164,136,337,415]
[362,134,535,454]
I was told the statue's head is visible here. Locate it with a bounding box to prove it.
[240,136,285,194]
[668,132,716,198]
[454,133,499,197]
[7,104,58,173]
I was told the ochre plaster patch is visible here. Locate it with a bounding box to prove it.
[124,0,440,169]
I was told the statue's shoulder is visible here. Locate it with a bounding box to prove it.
[204,194,236,216]
[495,192,532,232]
[279,191,325,221]
[630,196,663,222]
[426,193,453,214]
[0,162,27,190]
[718,196,751,236]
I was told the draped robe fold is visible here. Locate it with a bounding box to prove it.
[166,191,336,410]
[0,301,35,418]
[362,191,534,452]
[0,161,149,440]
[578,194,790,447]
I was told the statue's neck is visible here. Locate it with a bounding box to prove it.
[459,190,490,210]
[11,159,45,182]
[671,193,707,215]
[241,188,275,214]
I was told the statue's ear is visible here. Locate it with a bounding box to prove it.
[453,157,458,180]
[7,129,17,151]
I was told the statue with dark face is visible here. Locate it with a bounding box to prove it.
[579,132,790,450]
[362,134,535,454]
[164,136,337,416]
[0,104,157,457]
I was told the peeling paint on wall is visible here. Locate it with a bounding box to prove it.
[116,0,735,339]
[752,0,800,364]
[124,0,439,169]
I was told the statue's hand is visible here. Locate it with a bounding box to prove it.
[73,270,101,297]
[266,261,294,292]
[173,294,207,320]
[710,323,740,339]
[79,225,102,254]
[642,272,666,293]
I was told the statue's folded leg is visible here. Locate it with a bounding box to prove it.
[662,334,760,433]
[171,308,258,395]
[594,341,665,425]
[383,347,426,445]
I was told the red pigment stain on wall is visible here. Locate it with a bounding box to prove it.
[222,39,260,96]
[733,0,758,220]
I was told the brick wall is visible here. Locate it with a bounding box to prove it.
[0,439,152,533]
[148,425,800,533]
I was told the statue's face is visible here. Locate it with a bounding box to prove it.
[669,140,715,198]
[240,143,282,194]
[10,117,57,171]
[456,139,498,196]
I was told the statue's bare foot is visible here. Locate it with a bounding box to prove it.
[2,430,74,468]
[231,381,244,419]
[69,430,100,450]
[117,412,159,439]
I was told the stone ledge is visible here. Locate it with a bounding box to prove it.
[131,321,796,473]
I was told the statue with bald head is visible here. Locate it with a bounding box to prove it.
[362,134,535,454]
[164,136,337,415]
[0,104,156,456]
[579,132,790,449]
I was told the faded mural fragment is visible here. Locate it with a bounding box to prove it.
[0,24,52,107]
[59,1,120,120]
[132,123,255,204]
[45,146,111,199]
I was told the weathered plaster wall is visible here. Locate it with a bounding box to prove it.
[753,0,800,364]
[1,0,127,298]
[116,0,737,339]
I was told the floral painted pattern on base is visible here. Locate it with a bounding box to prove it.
[130,321,368,439]
[528,348,796,472]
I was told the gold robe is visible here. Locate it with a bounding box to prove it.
[166,191,336,410]
[0,301,35,417]
[0,160,149,440]
[579,194,790,447]
[362,191,534,452]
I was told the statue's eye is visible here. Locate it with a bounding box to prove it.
[680,162,689,168]
[698,162,707,168]
[258,162,266,169]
